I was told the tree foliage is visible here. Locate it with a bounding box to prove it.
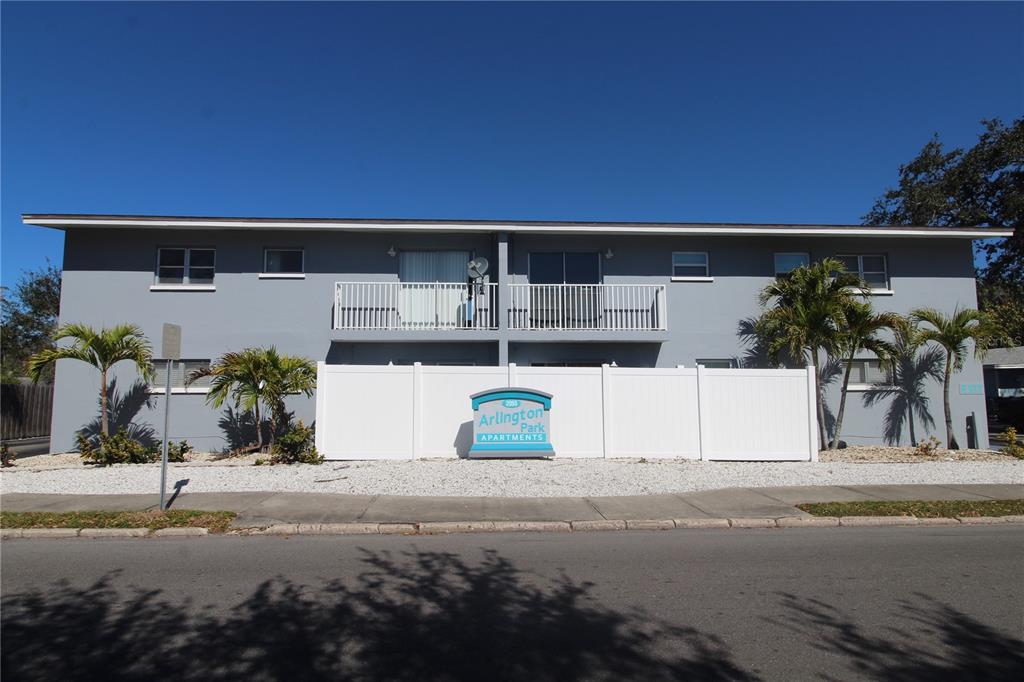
[27,323,153,437]
[863,118,1023,346]
[0,263,61,381]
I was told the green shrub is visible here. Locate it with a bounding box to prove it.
[913,435,941,457]
[78,428,158,465]
[1005,427,1024,460]
[166,439,192,463]
[270,420,323,465]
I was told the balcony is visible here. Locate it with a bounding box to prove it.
[332,282,667,335]
[334,282,498,331]
[508,283,667,331]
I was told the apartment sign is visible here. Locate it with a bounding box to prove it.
[468,388,554,458]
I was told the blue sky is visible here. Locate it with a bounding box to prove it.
[2,1,1021,287]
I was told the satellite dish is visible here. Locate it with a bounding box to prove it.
[468,257,489,279]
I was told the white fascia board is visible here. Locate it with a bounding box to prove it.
[21,217,1013,238]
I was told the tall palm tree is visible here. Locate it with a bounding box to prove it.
[831,301,898,449]
[862,317,944,445]
[758,258,864,449]
[911,306,994,449]
[27,323,153,437]
[188,347,316,451]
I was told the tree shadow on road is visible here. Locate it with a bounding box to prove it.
[1,548,754,681]
[768,591,1024,682]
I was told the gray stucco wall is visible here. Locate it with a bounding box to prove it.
[49,227,988,452]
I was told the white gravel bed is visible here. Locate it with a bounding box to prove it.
[2,458,1021,498]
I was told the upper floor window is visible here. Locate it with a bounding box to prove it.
[263,248,304,275]
[774,252,809,276]
[837,254,889,290]
[672,252,710,279]
[156,247,215,285]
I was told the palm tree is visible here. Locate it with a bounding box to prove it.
[831,301,898,449]
[188,347,316,451]
[862,317,944,445]
[262,348,317,447]
[911,306,994,449]
[758,258,864,449]
[27,323,153,437]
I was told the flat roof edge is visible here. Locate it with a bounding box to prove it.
[20,214,1013,238]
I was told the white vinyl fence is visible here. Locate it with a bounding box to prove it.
[315,363,819,461]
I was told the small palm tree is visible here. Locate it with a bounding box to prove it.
[862,317,944,445]
[27,323,153,437]
[188,347,316,451]
[911,306,994,449]
[758,258,864,448]
[262,348,317,446]
[831,301,898,449]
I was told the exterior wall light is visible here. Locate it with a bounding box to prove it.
[604,248,614,259]
[387,245,397,257]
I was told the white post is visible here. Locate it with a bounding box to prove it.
[314,361,326,455]
[601,363,613,458]
[696,363,708,461]
[412,362,423,459]
[507,362,517,387]
[806,365,819,461]
[159,359,172,510]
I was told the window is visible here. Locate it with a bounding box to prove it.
[696,359,737,369]
[837,254,889,290]
[528,253,601,284]
[149,359,211,392]
[156,248,216,286]
[263,248,304,275]
[672,252,710,279]
[774,252,809,276]
[530,361,606,367]
[847,358,893,389]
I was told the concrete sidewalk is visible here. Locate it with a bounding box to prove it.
[3,484,1022,528]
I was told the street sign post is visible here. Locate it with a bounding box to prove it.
[159,323,181,511]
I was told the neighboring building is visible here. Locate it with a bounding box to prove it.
[23,213,1010,452]
[983,346,1024,430]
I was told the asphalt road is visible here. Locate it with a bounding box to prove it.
[2,527,1023,681]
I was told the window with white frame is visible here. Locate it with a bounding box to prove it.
[156,248,216,285]
[672,252,709,278]
[774,252,809,276]
[696,359,737,369]
[847,358,893,388]
[264,248,304,274]
[150,359,211,392]
[837,254,889,290]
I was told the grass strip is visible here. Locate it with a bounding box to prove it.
[0,510,236,533]
[798,499,1024,518]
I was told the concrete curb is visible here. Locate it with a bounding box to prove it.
[2,515,1022,539]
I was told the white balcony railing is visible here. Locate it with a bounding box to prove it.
[508,283,667,331]
[334,282,498,330]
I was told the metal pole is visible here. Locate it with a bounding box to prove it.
[159,359,172,510]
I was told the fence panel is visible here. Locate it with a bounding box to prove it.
[607,368,701,458]
[314,363,816,461]
[1,383,54,440]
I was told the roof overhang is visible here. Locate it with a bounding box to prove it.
[21,214,1013,239]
